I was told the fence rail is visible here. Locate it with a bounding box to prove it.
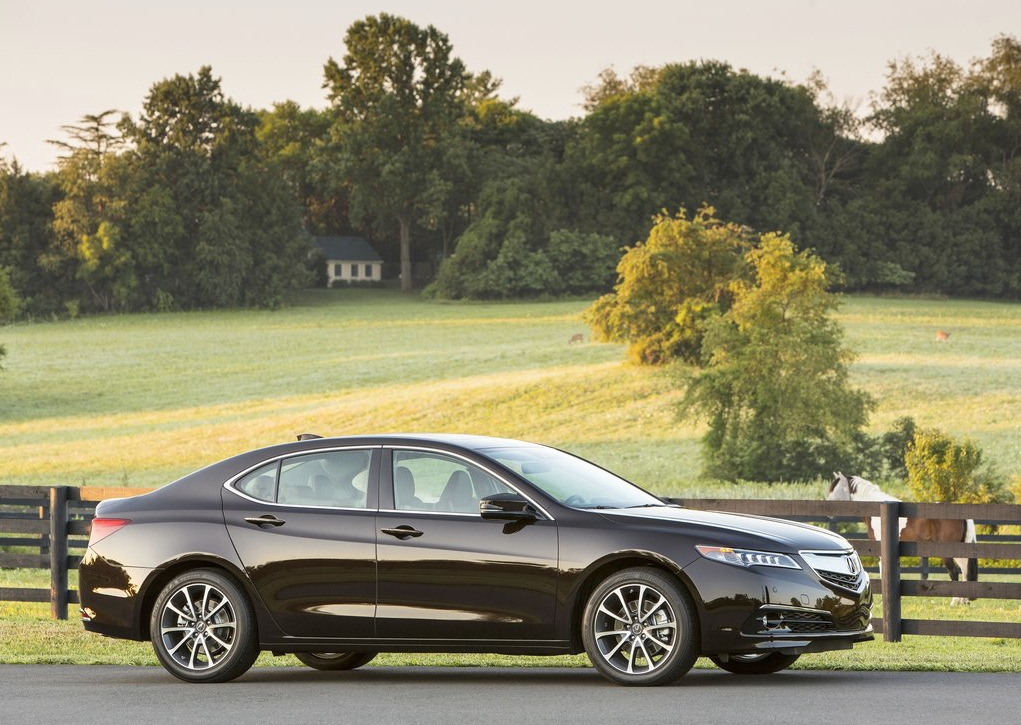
[2,486,1020,640]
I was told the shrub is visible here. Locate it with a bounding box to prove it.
[905,428,1007,503]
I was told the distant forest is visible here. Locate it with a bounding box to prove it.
[1,14,1019,315]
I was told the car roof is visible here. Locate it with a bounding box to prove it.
[302,433,539,453]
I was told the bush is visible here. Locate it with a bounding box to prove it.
[905,428,1007,503]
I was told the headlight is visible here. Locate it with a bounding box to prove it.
[695,545,801,569]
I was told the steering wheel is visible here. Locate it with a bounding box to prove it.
[564,494,585,506]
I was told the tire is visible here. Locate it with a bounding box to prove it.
[709,652,800,675]
[581,567,699,686]
[150,568,259,683]
[294,652,377,671]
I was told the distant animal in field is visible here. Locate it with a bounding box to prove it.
[828,472,976,605]
[569,333,584,344]
[935,330,950,342]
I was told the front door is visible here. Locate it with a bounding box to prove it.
[376,449,559,642]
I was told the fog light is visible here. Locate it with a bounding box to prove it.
[80,607,97,622]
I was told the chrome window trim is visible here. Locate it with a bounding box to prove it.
[384,444,554,521]
[222,445,380,510]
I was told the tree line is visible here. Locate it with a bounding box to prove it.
[1,16,1020,318]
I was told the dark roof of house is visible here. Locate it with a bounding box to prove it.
[313,236,382,262]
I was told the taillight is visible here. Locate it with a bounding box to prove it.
[88,518,131,545]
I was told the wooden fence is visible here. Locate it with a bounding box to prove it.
[2,486,1020,640]
[0,485,92,619]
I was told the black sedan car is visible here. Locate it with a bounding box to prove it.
[79,434,872,685]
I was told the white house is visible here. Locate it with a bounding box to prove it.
[314,236,383,286]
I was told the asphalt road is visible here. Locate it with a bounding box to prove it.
[4,665,1015,725]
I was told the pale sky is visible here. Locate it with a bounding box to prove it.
[2,0,1019,172]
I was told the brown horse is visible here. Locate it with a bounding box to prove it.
[828,472,977,605]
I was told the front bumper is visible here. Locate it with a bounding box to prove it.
[683,554,873,655]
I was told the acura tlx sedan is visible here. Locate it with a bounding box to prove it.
[79,434,872,685]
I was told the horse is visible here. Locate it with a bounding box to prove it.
[828,472,977,605]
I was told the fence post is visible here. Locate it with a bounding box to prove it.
[880,500,902,642]
[49,486,69,620]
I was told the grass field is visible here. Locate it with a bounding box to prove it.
[2,288,1020,495]
[2,288,1020,669]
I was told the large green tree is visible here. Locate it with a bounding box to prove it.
[846,36,1021,296]
[323,14,469,292]
[681,235,874,481]
[120,67,311,308]
[568,61,830,248]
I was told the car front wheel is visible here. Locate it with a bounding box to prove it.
[294,652,377,670]
[150,568,259,683]
[709,652,800,675]
[582,567,699,686]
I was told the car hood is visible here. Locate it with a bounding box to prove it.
[596,506,850,552]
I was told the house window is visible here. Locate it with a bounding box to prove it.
[364,264,373,279]
[333,263,343,278]
[351,264,359,278]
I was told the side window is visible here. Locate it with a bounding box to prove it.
[236,463,278,502]
[278,449,372,508]
[392,451,514,513]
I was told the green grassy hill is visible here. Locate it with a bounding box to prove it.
[1,289,1019,495]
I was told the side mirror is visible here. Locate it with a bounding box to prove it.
[480,493,538,521]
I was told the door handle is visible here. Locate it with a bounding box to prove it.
[245,514,286,528]
[381,525,424,540]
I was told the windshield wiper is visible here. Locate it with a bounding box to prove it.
[623,503,666,509]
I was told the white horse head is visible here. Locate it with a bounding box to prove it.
[828,471,853,501]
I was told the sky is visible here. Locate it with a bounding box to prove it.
[1,0,1019,173]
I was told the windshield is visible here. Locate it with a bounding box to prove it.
[482,445,665,509]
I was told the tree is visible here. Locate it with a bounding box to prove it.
[0,265,18,321]
[569,62,828,249]
[323,14,469,292]
[0,264,17,370]
[120,66,310,308]
[0,154,62,315]
[681,234,875,481]
[48,110,135,311]
[851,38,1021,296]
[585,208,750,364]
[256,102,336,233]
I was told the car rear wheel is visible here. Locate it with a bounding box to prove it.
[294,652,377,670]
[150,568,259,683]
[582,567,699,686]
[709,652,800,675]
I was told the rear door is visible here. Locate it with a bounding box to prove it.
[222,446,379,638]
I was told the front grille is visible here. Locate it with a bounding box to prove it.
[817,569,865,590]
[800,550,867,593]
